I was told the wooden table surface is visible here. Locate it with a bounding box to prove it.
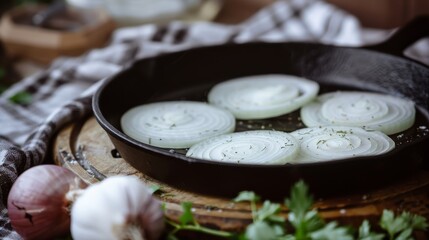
[53,117,429,238]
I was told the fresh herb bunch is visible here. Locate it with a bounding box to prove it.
[166,181,428,240]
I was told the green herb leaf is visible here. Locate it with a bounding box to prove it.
[234,191,261,203]
[256,200,284,223]
[309,222,353,240]
[304,210,325,232]
[9,91,33,105]
[394,228,412,240]
[358,220,370,237]
[402,211,428,230]
[358,220,385,240]
[380,210,406,239]
[380,210,428,240]
[268,215,287,224]
[235,191,261,222]
[285,180,313,219]
[273,224,287,236]
[179,202,195,226]
[285,181,324,238]
[245,221,278,240]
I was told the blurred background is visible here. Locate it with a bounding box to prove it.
[0,0,428,90]
[1,0,428,27]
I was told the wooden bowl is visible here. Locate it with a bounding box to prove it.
[0,4,115,64]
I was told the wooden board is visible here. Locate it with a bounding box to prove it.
[53,116,429,234]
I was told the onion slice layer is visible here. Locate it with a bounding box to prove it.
[121,101,236,149]
[186,130,299,164]
[300,91,415,135]
[290,126,395,163]
[208,74,319,120]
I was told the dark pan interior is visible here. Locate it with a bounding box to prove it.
[94,42,429,199]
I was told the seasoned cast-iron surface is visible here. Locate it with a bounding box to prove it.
[94,42,429,198]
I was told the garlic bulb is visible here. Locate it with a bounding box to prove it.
[71,176,164,240]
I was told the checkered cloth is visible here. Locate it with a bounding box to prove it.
[0,0,427,238]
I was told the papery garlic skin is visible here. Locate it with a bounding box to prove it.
[71,176,164,240]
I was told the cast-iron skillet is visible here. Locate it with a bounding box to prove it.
[94,17,429,199]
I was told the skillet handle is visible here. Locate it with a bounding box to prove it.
[365,15,429,57]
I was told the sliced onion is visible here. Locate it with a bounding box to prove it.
[121,101,235,149]
[290,126,395,163]
[208,74,319,120]
[300,91,415,135]
[186,130,299,164]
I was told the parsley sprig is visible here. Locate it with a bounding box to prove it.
[380,210,428,240]
[166,181,428,240]
[285,181,326,239]
[166,202,235,240]
[234,191,285,240]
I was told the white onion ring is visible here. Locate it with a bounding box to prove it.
[121,101,236,148]
[186,130,299,164]
[208,74,319,120]
[290,126,395,163]
[300,91,415,135]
